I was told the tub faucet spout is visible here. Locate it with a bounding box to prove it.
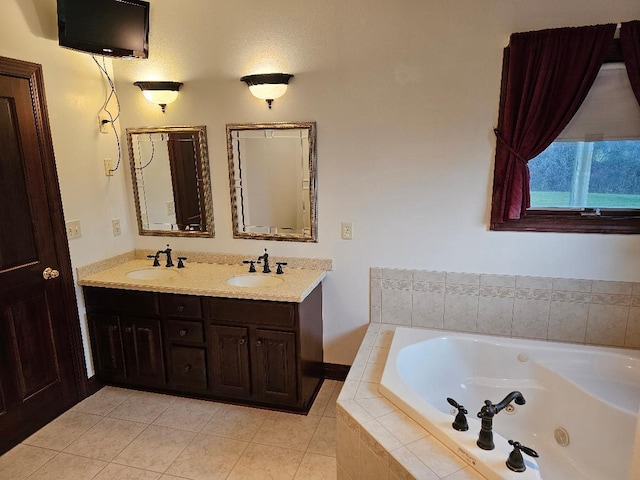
[476,391,526,450]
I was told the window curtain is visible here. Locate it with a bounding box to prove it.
[621,21,640,106]
[491,24,616,224]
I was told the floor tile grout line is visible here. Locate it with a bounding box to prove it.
[23,449,62,480]
[222,437,252,480]
[160,428,202,477]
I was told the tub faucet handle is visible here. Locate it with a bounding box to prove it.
[506,440,539,473]
[446,397,469,432]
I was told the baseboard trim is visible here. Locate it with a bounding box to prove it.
[86,375,104,396]
[323,363,350,381]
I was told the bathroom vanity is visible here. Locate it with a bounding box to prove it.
[79,259,325,413]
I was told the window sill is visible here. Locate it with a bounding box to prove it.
[490,210,640,234]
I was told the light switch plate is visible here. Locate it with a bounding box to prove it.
[66,220,81,239]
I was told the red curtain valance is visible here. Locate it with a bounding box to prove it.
[491,24,616,224]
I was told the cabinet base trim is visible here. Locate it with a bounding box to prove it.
[323,363,350,381]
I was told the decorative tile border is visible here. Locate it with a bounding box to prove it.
[371,267,640,349]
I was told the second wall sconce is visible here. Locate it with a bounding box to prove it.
[133,81,183,113]
[241,73,293,109]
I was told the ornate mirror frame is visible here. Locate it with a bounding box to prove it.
[126,125,214,238]
[226,122,318,242]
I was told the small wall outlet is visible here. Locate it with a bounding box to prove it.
[341,222,353,240]
[166,200,175,215]
[112,218,121,236]
[104,158,114,176]
[66,220,81,239]
[98,112,111,134]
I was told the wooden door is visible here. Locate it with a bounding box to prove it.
[168,132,205,231]
[251,329,297,404]
[121,318,165,387]
[0,57,84,454]
[209,325,251,398]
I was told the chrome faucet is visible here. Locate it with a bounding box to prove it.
[257,248,271,273]
[476,391,526,450]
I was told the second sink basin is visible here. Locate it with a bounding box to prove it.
[227,275,284,288]
[126,268,180,281]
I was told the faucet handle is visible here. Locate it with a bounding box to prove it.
[243,260,256,273]
[446,397,468,431]
[506,440,539,473]
[147,254,160,267]
[276,262,288,274]
[177,257,187,268]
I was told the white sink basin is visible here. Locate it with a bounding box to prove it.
[126,268,180,281]
[227,275,284,288]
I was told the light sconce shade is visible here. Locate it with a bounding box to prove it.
[133,81,183,113]
[240,73,293,109]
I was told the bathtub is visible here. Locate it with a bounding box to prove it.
[379,327,640,480]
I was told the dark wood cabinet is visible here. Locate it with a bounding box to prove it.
[208,284,323,412]
[121,318,165,387]
[209,325,251,397]
[83,283,323,413]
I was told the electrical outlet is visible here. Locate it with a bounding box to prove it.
[166,200,175,215]
[104,158,114,176]
[341,222,353,240]
[66,220,81,239]
[98,112,111,134]
[112,218,121,236]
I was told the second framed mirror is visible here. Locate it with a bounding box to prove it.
[226,122,317,242]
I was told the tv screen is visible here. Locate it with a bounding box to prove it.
[57,0,150,59]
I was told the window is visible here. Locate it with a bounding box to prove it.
[490,24,640,234]
[529,62,640,211]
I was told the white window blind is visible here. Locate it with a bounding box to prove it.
[556,63,640,142]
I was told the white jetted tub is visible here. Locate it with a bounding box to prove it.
[379,327,640,480]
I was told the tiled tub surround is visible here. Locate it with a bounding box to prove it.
[370,268,640,349]
[336,323,484,480]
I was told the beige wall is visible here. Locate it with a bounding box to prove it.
[2,0,640,372]
[113,0,640,365]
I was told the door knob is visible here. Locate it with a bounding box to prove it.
[42,267,60,280]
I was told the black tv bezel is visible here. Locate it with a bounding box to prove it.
[57,0,150,59]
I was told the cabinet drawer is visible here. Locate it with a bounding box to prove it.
[162,294,202,319]
[210,297,295,327]
[167,320,204,343]
[169,346,207,390]
[84,287,159,316]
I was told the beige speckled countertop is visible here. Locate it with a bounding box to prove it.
[77,259,326,303]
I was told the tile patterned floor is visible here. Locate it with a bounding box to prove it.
[0,380,342,480]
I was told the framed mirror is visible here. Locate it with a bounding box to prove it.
[126,125,214,237]
[226,122,317,242]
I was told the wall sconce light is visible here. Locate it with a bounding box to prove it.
[133,81,183,113]
[240,73,293,109]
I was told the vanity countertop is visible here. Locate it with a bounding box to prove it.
[77,259,326,303]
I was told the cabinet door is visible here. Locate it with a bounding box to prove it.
[251,329,297,404]
[209,325,250,398]
[87,314,126,381]
[122,318,165,387]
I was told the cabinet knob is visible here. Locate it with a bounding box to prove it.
[184,364,192,373]
[124,327,132,333]
[179,328,188,337]
[239,337,246,345]
[177,305,185,313]
[255,339,263,347]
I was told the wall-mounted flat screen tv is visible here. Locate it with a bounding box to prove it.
[57,0,150,59]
